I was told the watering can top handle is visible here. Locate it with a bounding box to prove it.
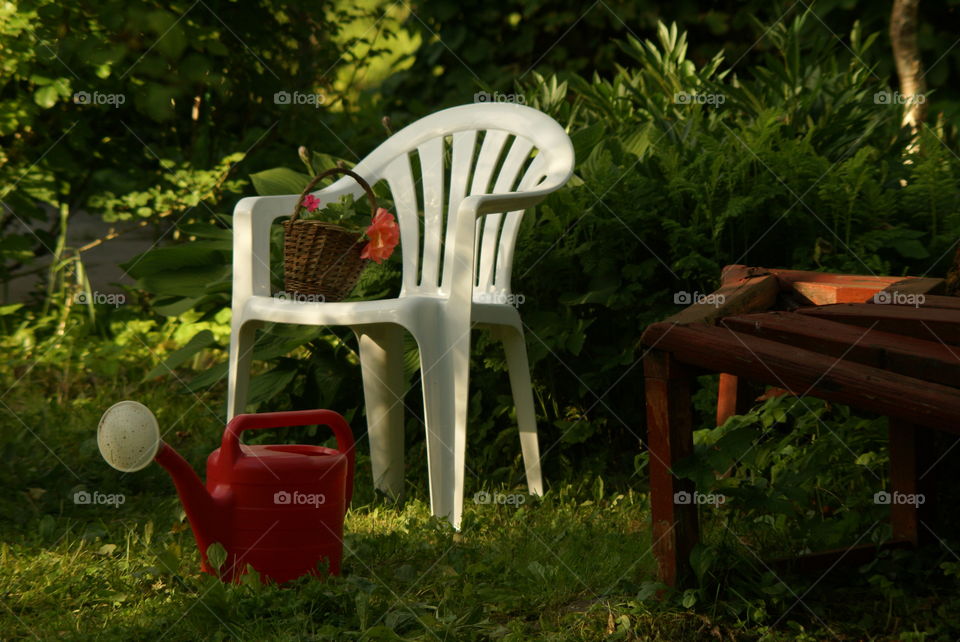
[223,409,355,454]
[221,410,355,504]
[222,410,355,504]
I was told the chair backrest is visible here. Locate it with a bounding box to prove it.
[316,103,574,298]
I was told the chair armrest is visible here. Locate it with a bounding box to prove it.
[443,185,562,307]
[459,187,556,217]
[232,194,299,302]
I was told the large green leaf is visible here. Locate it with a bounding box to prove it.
[152,296,205,316]
[178,222,233,241]
[246,367,297,406]
[139,265,230,297]
[250,168,312,196]
[186,362,228,391]
[143,330,215,380]
[122,242,231,279]
[252,326,324,361]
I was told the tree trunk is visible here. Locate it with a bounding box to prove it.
[890,0,927,134]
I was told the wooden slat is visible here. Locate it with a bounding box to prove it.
[664,274,779,326]
[722,312,960,387]
[797,303,960,345]
[639,322,960,430]
[913,295,960,310]
[769,268,903,289]
[791,280,889,305]
[881,277,946,296]
[769,540,914,574]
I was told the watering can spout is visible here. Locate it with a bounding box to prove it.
[153,442,227,554]
[97,401,227,567]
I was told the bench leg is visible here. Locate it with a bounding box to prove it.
[716,373,755,426]
[888,419,935,546]
[644,349,699,588]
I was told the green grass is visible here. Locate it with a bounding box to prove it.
[3,326,960,640]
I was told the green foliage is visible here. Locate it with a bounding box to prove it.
[505,18,959,484]
[0,0,395,302]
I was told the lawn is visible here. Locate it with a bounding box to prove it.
[3,327,960,641]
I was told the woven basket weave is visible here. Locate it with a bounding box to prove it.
[282,168,377,301]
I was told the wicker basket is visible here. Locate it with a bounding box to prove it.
[282,168,378,301]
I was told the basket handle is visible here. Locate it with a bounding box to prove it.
[290,167,378,223]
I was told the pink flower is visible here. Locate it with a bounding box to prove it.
[302,194,320,212]
[360,208,399,264]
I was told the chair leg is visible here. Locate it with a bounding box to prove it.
[356,325,407,499]
[492,325,543,496]
[415,323,471,529]
[227,320,259,421]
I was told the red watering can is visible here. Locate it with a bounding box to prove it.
[97,401,354,583]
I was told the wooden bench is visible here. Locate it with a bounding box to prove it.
[640,265,959,587]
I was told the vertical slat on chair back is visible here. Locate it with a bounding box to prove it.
[379,122,549,297]
[381,153,421,294]
[417,137,445,289]
[439,130,479,291]
[475,136,537,293]
[493,152,550,293]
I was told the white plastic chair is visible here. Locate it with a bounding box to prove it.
[227,103,575,528]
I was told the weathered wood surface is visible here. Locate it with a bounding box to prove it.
[880,276,946,296]
[797,303,960,345]
[640,322,960,431]
[664,273,779,326]
[721,312,960,388]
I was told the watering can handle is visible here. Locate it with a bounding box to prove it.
[222,410,355,506]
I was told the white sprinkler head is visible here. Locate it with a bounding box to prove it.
[98,401,161,472]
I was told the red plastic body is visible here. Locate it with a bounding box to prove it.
[156,409,354,583]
